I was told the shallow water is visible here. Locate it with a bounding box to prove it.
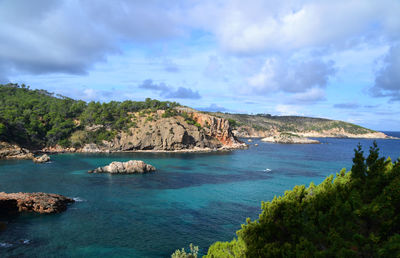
[1,135,399,257]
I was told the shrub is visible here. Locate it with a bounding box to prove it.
[206,142,400,257]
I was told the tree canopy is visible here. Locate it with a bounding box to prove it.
[0,83,179,148]
[205,143,400,257]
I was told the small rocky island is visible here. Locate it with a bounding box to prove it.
[33,154,51,163]
[0,192,75,215]
[88,160,156,174]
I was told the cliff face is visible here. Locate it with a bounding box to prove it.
[88,109,245,152]
[190,111,241,147]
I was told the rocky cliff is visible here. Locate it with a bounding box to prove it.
[75,109,246,152]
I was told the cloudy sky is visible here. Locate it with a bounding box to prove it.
[1,0,399,130]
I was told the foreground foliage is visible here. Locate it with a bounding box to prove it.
[205,143,400,257]
[0,83,179,148]
[172,243,199,258]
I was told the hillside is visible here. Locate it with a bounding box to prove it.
[210,112,388,139]
[0,83,244,156]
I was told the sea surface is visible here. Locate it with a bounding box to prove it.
[1,135,400,257]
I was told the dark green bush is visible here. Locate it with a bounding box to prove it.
[206,143,400,257]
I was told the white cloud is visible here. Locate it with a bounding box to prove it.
[0,0,183,76]
[247,57,336,94]
[371,44,400,101]
[275,104,302,116]
[191,0,400,54]
[290,87,326,104]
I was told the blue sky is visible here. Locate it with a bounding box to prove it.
[1,0,399,131]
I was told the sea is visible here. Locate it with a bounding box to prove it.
[1,133,400,257]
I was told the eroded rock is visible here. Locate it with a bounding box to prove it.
[0,192,74,214]
[88,160,156,174]
[0,142,34,160]
[33,154,50,163]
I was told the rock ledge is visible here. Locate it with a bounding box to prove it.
[0,192,74,215]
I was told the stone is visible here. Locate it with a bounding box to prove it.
[33,154,50,163]
[88,160,156,174]
[81,143,101,153]
[0,192,74,214]
[261,134,320,144]
[0,141,34,160]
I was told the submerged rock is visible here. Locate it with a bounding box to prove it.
[33,154,50,163]
[0,192,74,215]
[88,160,156,174]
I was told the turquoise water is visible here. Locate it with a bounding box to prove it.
[1,136,400,257]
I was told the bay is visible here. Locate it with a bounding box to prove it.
[1,136,399,257]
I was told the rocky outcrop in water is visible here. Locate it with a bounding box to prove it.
[88,160,156,174]
[33,154,50,163]
[261,134,320,144]
[0,141,34,160]
[0,192,74,215]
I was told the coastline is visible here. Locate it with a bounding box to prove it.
[35,143,248,155]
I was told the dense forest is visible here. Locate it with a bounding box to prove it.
[195,143,400,257]
[0,83,179,148]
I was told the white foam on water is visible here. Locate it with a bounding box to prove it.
[73,197,86,202]
[0,242,13,248]
[20,239,30,245]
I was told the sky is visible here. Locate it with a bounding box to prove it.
[0,0,399,131]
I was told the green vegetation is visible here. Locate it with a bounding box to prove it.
[0,83,179,148]
[212,112,375,135]
[227,118,239,129]
[162,108,179,118]
[181,112,202,130]
[171,244,199,258]
[204,143,400,257]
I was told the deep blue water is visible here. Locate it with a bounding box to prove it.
[0,137,399,257]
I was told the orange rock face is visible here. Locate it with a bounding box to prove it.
[190,112,237,146]
[0,192,74,214]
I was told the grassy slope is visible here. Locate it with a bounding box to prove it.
[210,112,375,135]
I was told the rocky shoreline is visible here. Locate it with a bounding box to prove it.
[261,134,320,144]
[0,141,34,160]
[0,192,74,215]
[233,126,394,140]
